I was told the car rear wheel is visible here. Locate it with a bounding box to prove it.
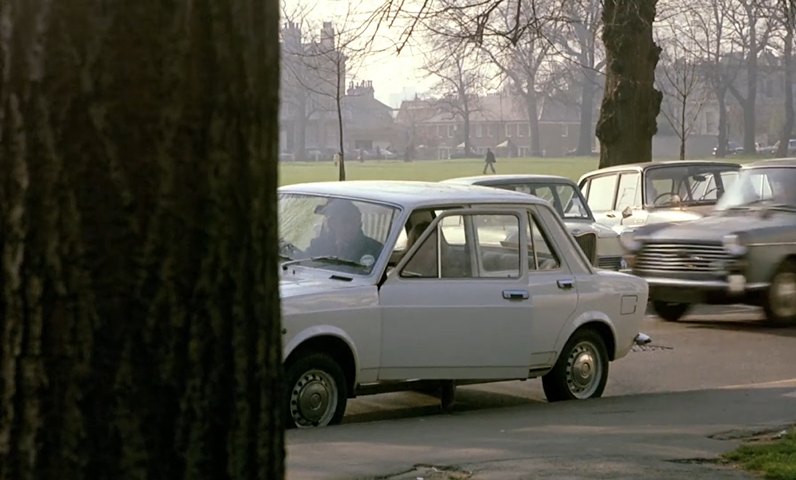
[542,329,608,402]
[284,352,347,428]
[763,259,796,326]
[652,301,690,322]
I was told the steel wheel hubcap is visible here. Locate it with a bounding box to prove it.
[290,369,337,427]
[771,272,796,320]
[566,341,602,399]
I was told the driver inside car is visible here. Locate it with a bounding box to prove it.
[306,199,384,265]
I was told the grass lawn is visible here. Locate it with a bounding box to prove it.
[722,427,796,479]
[278,156,602,187]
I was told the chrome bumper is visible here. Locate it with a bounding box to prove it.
[644,276,768,293]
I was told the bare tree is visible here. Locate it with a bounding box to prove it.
[372,0,664,167]
[596,0,662,167]
[282,3,385,180]
[1,1,283,478]
[725,0,776,155]
[550,0,605,155]
[773,0,796,156]
[656,18,710,159]
[422,36,488,157]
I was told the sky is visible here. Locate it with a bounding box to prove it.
[283,0,434,108]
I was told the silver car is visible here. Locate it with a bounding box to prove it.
[278,181,650,427]
[443,174,625,270]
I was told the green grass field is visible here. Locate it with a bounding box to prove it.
[278,156,602,187]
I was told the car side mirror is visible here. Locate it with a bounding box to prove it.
[621,206,633,219]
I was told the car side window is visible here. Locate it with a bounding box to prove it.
[585,174,617,212]
[526,213,560,271]
[476,214,521,278]
[615,173,641,210]
[401,214,472,279]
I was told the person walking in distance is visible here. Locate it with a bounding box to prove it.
[483,148,497,174]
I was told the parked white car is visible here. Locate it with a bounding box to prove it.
[443,174,626,270]
[278,181,650,428]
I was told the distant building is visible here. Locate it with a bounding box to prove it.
[394,93,581,160]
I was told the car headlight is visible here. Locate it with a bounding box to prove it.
[722,233,747,256]
[619,230,642,252]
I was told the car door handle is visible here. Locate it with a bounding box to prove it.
[557,279,575,289]
[606,213,616,218]
[502,289,529,300]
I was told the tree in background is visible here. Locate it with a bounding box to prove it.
[655,17,710,160]
[774,0,796,157]
[551,0,605,156]
[422,35,488,158]
[596,0,662,167]
[0,0,283,478]
[726,0,775,155]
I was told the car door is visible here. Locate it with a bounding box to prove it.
[377,207,578,380]
[583,173,621,229]
[614,171,648,229]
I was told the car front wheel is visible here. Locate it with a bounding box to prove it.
[284,352,347,428]
[763,259,796,326]
[542,329,608,402]
[652,301,690,322]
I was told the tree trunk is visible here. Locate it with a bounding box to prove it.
[577,69,597,155]
[779,4,794,157]
[525,92,542,157]
[596,0,662,168]
[716,86,729,157]
[0,1,284,479]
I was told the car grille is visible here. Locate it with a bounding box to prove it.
[635,242,730,273]
[597,255,623,270]
[573,232,597,266]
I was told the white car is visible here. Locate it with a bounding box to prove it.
[443,174,626,270]
[278,181,650,428]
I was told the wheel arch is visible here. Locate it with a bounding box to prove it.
[565,315,617,361]
[284,334,357,397]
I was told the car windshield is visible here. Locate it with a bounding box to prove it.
[496,182,591,220]
[644,165,739,206]
[716,167,796,211]
[278,193,398,275]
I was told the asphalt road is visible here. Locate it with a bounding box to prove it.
[286,305,796,479]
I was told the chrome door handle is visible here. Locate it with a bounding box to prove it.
[502,289,529,300]
[557,279,574,289]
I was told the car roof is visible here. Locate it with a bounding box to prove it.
[279,180,545,208]
[443,174,576,186]
[743,157,796,169]
[578,160,742,182]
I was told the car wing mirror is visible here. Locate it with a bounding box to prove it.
[621,206,633,219]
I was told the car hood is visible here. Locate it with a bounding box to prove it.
[279,270,365,299]
[644,210,795,243]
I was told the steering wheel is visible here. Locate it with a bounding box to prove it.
[699,187,719,200]
[653,192,678,206]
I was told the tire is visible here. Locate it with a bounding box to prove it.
[542,329,608,402]
[284,352,347,428]
[652,301,690,322]
[762,259,796,326]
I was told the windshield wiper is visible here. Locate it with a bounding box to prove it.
[281,255,367,270]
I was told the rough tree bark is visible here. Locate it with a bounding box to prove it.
[0,1,283,479]
[596,0,662,168]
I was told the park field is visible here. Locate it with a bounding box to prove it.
[278,156,602,186]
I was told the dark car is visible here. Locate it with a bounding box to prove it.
[622,158,796,325]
